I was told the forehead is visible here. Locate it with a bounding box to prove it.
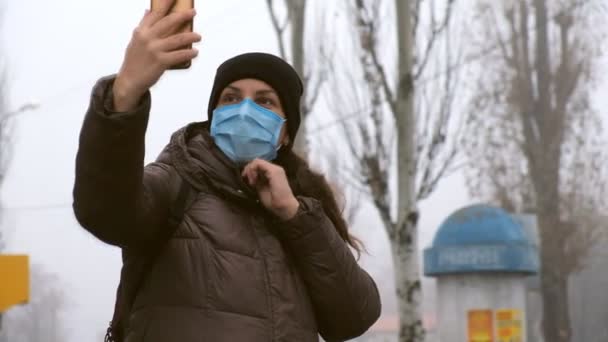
[224,78,276,93]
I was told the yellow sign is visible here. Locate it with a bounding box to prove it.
[468,310,494,342]
[496,309,523,342]
[0,255,30,312]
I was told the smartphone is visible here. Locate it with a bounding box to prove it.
[150,0,195,69]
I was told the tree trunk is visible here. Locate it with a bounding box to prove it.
[533,152,569,341]
[536,174,572,342]
[394,1,424,341]
[540,254,572,342]
[538,204,572,342]
[391,220,425,342]
[286,0,308,157]
[530,0,572,340]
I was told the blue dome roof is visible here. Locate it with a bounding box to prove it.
[432,204,527,247]
[424,204,539,277]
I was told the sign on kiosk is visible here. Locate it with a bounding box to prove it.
[468,308,524,342]
[496,309,523,342]
[468,310,494,342]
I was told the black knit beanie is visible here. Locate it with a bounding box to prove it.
[207,52,304,146]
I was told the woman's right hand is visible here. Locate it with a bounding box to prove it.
[113,0,201,112]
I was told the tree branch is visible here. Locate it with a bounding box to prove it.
[352,0,396,112]
[413,0,455,80]
[266,0,289,59]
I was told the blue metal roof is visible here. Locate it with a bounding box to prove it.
[432,205,527,247]
[424,204,539,276]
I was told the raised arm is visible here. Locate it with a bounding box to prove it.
[72,76,178,248]
[73,1,200,248]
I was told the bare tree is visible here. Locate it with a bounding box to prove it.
[0,265,68,342]
[300,0,466,341]
[265,0,329,158]
[462,1,606,341]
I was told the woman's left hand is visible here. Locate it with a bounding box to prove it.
[242,159,300,221]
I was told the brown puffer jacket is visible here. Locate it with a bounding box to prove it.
[73,76,381,342]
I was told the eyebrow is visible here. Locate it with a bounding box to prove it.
[255,89,278,96]
[225,85,241,93]
[224,86,278,96]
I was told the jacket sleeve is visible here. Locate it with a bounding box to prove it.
[276,196,382,341]
[72,75,178,248]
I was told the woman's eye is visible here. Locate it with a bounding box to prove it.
[256,97,275,107]
[222,94,240,103]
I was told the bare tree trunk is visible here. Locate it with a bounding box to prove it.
[394,1,424,341]
[286,0,308,156]
[266,0,312,158]
[535,144,571,341]
[538,213,572,342]
[531,0,571,340]
[539,227,572,342]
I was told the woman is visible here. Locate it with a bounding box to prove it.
[73,2,381,342]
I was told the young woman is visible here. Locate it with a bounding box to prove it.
[73,2,381,341]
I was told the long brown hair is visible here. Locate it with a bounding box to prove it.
[276,149,364,255]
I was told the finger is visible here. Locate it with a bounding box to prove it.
[256,171,269,188]
[241,164,253,186]
[159,48,199,68]
[241,165,249,180]
[138,9,151,26]
[142,0,177,27]
[253,159,276,176]
[150,8,196,37]
[155,32,202,52]
[252,159,276,183]
[249,164,261,186]
[249,160,270,185]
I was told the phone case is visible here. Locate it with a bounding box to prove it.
[150,0,195,69]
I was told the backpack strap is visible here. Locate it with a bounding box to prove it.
[106,175,197,342]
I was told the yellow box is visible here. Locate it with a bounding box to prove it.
[0,255,30,312]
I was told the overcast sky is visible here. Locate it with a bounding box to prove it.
[1,1,606,341]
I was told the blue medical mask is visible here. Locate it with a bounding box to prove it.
[210,98,286,164]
